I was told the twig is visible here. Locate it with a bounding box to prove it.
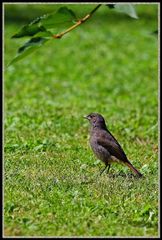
[53,4,102,39]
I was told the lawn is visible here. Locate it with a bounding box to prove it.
[4,3,159,237]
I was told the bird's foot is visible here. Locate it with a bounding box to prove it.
[100,165,108,175]
[106,164,111,174]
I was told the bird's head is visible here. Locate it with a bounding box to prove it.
[84,113,107,128]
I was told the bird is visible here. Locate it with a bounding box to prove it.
[84,113,143,177]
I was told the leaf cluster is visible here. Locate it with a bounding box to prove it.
[9,4,138,66]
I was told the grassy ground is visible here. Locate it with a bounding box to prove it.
[4,3,159,237]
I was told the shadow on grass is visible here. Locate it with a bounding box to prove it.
[80,172,144,184]
[107,172,143,179]
[50,167,145,188]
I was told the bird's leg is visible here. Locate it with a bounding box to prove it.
[106,164,111,174]
[100,164,108,175]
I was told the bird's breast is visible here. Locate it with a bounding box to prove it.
[89,133,111,163]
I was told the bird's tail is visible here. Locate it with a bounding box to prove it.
[125,161,143,177]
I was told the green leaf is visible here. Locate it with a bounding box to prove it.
[11,7,77,39]
[9,6,77,65]
[11,16,46,38]
[12,25,46,38]
[41,7,77,29]
[8,37,48,66]
[107,4,138,19]
[114,4,138,19]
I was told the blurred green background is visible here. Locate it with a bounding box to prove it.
[4,3,159,237]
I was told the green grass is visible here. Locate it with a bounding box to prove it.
[4,3,159,237]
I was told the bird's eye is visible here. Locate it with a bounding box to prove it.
[91,115,96,121]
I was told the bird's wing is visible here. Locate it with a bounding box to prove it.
[97,131,128,163]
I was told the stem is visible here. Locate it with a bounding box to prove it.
[53,4,102,39]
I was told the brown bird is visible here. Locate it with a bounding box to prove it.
[84,113,142,177]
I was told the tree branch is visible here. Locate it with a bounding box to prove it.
[52,4,102,39]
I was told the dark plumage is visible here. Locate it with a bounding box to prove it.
[84,113,142,177]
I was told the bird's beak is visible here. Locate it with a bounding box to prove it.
[83,115,88,120]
